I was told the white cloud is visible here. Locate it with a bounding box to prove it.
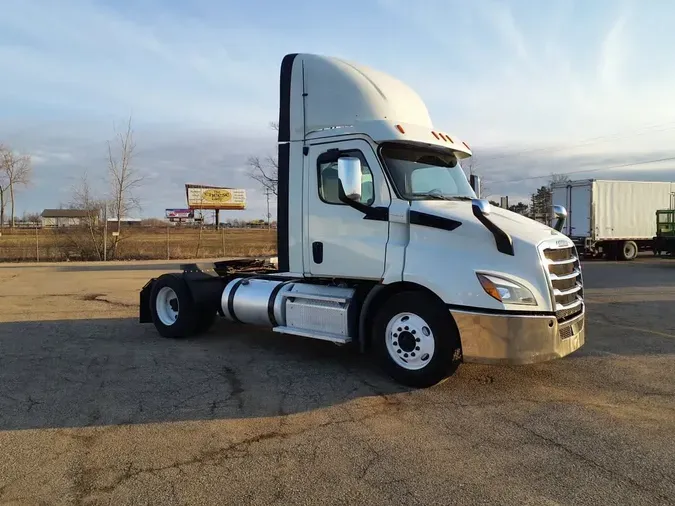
[478,0,530,64]
[598,7,629,92]
[0,0,284,129]
[376,0,675,154]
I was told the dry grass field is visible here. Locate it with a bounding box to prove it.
[0,227,277,262]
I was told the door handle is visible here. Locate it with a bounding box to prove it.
[312,242,323,264]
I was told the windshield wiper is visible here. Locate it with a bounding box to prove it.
[411,192,448,200]
[410,192,473,201]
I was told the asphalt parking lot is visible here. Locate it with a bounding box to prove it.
[0,257,674,505]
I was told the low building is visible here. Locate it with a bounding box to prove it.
[106,217,142,232]
[40,209,100,228]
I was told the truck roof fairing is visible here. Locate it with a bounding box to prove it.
[277,53,472,158]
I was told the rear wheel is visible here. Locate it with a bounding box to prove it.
[619,240,638,261]
[150,274,203,338]
[372,291,462,388]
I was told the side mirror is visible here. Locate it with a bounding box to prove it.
[553,205,567,232]
[470,174,481,198]
[337,157,362,201]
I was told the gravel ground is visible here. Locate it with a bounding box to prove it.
[0,256,674,505]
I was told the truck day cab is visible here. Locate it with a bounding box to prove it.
[139,53,586,387]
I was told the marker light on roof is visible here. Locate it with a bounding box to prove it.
[463,141,471,150]
[395,124,405,134]
[432,131,439,139]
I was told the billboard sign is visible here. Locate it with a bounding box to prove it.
[165,209,194,219]
[185,184,246,210]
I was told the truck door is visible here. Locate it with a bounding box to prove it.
[306,139,391,279]
[569,183,592,238]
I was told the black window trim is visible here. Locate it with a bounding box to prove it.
[316,148,376,207]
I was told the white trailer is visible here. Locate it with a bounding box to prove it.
[551,179,675,261]
[140,53,586,387]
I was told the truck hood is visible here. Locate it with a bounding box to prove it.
[411,200,567,247]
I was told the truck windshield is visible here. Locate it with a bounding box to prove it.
[380,142,476,201]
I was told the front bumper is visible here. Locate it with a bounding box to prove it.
[451,308,585,365]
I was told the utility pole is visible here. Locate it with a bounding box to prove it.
[103,202,108,262]
[265,187,271,230]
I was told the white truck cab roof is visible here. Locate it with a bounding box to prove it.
[278,53,472,158]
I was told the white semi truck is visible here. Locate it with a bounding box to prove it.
[139,53,586,387]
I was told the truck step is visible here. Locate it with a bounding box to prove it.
[280,291,349,303]
[272,326,352,344]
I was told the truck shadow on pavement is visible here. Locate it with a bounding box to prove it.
[1,300,673,432]
[0,317,410,431]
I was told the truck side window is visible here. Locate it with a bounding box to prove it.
[317,150,375,206]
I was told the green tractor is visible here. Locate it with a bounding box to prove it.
[653,209,675,256]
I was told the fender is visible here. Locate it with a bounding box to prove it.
[357,284,388,353]
[356,281,448,353]
[139,277,157,323]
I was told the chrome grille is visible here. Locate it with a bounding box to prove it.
[559,325,574,340]
[542,246,584,323]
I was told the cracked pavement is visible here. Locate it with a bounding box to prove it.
[0,258,674,505]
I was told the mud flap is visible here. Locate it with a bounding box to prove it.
[139,278,156,323]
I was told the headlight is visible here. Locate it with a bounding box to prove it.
[476,273,536,306]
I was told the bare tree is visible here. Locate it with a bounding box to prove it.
[247,155,278,196]
[66,171,106,260]
[247,121,279,196]
[464,155,491,199]
[107,115,143,257]
[22,211,41,224]
[0,168,8,229]
[549,173,571,188]
[0,145,32,228]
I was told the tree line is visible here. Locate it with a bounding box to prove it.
[1,116,144,260]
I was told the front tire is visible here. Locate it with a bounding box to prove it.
[372,291,462,388]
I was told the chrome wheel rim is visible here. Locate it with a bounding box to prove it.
[385,312,435,370]
[156,286,179,326]
[624,242,637,259]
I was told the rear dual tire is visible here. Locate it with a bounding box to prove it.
[620,240,638,261]
[604,240,638,261]
[372,291,462,388]
[149,274,216,338]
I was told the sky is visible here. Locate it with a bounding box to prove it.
[1,0,675,220]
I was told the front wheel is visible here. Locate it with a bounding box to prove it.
[372,291,462,388]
